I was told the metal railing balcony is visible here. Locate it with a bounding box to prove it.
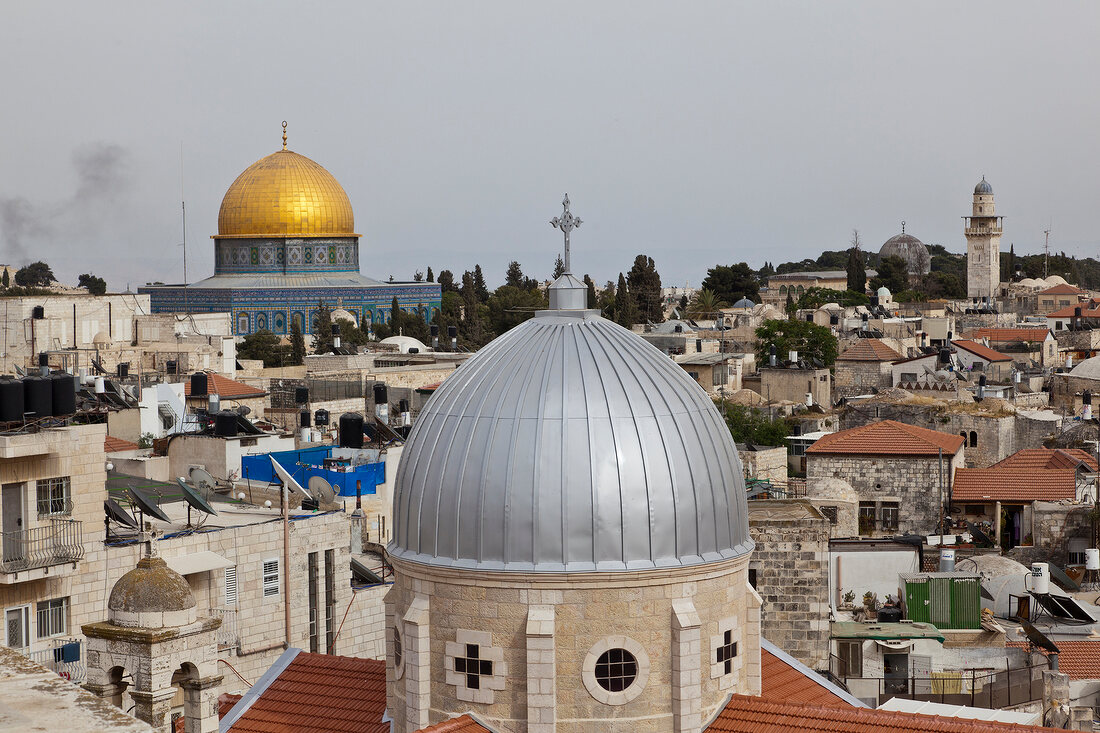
[27,638,85,684]
[0,520,84,573]
[211,607,238,650]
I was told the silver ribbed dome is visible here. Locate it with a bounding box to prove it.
[390,310,752,572]
[879,232,930,276]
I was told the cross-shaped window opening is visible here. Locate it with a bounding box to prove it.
[453,643,493,690]
[716,630,738,674]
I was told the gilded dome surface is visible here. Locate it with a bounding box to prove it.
[390,309,753,573]
[217,149,356,237]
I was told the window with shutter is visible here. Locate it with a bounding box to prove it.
[224,566,238,607]
[262,559,280,597]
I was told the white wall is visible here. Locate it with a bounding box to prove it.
[830,548,920,608]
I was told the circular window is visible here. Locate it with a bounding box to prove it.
[392,626,404,680]
[582,636,649,705]
[595,648,637,692]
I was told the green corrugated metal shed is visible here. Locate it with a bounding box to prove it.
[900,572,981,630]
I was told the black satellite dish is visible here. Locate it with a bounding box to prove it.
[105,498,139,529]
[127,488,171,523]
[175,478,219,528]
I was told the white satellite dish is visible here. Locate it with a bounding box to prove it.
[308,476,336,504]
[269,456,311,498]
[189,467,217,500]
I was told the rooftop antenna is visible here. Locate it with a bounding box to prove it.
[550,194,581,275]
[1044,224,1051,278]
[180,142,189,313]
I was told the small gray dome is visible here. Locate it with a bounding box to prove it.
[108,556,196,627]
[879,232,930,276]
[974,177,993,195]
[390,311,753,573]
[732,297,755,309]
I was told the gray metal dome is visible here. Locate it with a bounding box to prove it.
[974,177,993,194]
[390,310,753,573]
[879,232,930,276]
[732,297,755,309]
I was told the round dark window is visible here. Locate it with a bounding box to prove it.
[594,648,638,692]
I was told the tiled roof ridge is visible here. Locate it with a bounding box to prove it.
[807,420,964,456]
[184,371,267,399]
[838,338,902,362]
[951,339,1011,362]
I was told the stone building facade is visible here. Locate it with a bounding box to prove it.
[759,366,831,406]
[747,501,830,671]
[833,339,901,400]
[965,178,1002,303]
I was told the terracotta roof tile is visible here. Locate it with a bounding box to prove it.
[761,648,855,707]
[414,715,492,732]
[1007,640,1100,681]
[184,373,267,399]
[806,420,965,457]
[226,653,387,733]
[951,340,1011,363]
[104,435,140,453]
[965,327,1051,343]
[1047,304,1100,318]
[1038,284,1085,295]
[706,694,1062,732]
[952,467,1076,502]
[838,339,903,362]
[993,448,1099,472]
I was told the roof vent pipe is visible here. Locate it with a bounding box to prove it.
[430,324,439,351]
[769,344,777,367]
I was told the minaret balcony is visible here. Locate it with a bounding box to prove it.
[965,226,1002,236]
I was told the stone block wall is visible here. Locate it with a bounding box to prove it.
[833,361,892,400]
[739,446,788,484]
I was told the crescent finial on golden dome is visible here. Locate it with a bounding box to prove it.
[282,120,287,150]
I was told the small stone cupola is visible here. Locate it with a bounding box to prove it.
[107,554,198,628]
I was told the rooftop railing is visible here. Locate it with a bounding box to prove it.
[0,520,84,574]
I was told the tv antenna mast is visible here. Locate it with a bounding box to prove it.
[1043,224,1051,278]
[180,143,190,313]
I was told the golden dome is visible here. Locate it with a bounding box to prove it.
[217,148,357,238]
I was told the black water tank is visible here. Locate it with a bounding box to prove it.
[1084,390,1092,406]
[190,372,208,396]
[214,410,238,437]
[314,408,330,426]
[939,348,951,364]
[31,306,44,319]
[339,412,364,449]
[300,409,311,428]
[38,353,49,368]
[430,324,439,338]
[23,376,52,418]
[399,399,409,414]
[117,363,129,378]
[408,347,419,354]
[0,379,23,421]
[373,383,388,405]
[294,387,309,404]
[50,374,76,416]
[876,605,903,623]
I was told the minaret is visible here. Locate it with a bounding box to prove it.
[965,177,1002,303]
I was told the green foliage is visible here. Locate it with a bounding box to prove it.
[597,279,616,316]
[701,263,759,304]
[289,320,306,365]
[552,254,566,279]
[776,250,849,275]
[627,254,663,323]
[472,265,490,302]
[505,261,526,289]
[15,261,54,287]
[78,273,107,295]
[337,318,370,346]
[437,270,456,292]
[795,287,868,310]
[870,254,908,294]
[755,319,839,366]
[413,270,424,282]
[375,297,429,342]
[612,273,638,327]
[685,288,728,318]
[237,329,290,368]
[846,239,866,294]
[1,270,8,288]
[313,301,334,353]
[426,267,434,282]
[486,285,547,335]
[893,289,926,303]
[584,274,597,309]
[717,402,790,447]
[137,432,156,449]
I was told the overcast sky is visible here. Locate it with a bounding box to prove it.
[2,2,1098,291]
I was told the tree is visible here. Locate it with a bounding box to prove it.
[336,318,370,346]
[627,254,663,323]
[313,300,334,353]
[1,270,8,288]
[870,254,908,294]
[613,273,638,328]
[78,273,107,295]
[460,271,489,346]
[846,230,866,294]
[505,261,526,289]
[719,402,790,446]
[755,319,839,367]
[598,279,616,316]
[583,274,597,309]
[1005,244,1016,280]
[15,261,54,287]
[487,285,547,335]
[472,265,490,302]
[426,267,435,282]
[552,254,566,279]
[413,270,424,282]
[678,294,688,311]
[685,289,728,318]
[795,287,869,310]
[236,329,289,368]
[437,270,456,292]
[289,320,306,365]
[701,263,759,304]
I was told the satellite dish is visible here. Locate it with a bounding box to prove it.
[105,498,138,529]
[175,478,219,516]
[269,456,311,498]
[308,476,336,504]
[127,488,171,523]
[189,468,217,500]
[236,405,251,416]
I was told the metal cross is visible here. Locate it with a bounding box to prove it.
[550,194,581,274]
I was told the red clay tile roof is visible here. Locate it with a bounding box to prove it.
[951,340,1011,363]
[184,373,266,399]
[414,715,492,732]
[952,467,1076,502]
[104,435,140,453]
[806,420,965,457]
[226,653,387,733]
[965,327,1052,343]
[1047,304,1100,318]
[838,339,902,362]
[761,648,855,708]
[993,448,1099,472]
[705,694,1062,732]
[1008,640,1100,681]
[1038,284,1085,296]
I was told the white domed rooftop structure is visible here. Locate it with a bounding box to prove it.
[1017,277,1039,288]
[876,286,891,299]
[107,555,197,628]
[379,335,430,353]
[1044,275,1069,286]
[390,280,752,573]
[1070,356,1100,381]
[879,230,930,276]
